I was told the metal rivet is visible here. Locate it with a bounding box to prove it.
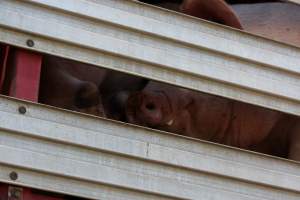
[9,171,18,181]
[26,39,34,47]
[18,106,26,114]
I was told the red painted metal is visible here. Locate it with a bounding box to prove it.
[0,44,10,92]
[0,183,8,200]
[0,184,65,200]
[8,49,42,102]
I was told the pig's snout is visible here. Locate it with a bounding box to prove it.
[126,93,164,128]
[140,96,162,125]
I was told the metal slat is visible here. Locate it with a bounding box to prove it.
[0,0,299,115]
[0,167,176,200]
[0,96,300,199]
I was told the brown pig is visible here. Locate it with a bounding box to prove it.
[39,55,107,116]
[39,55,148,118]
[126,81,300,160]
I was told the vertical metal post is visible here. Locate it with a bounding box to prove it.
[8,49,42,102]
[0,47,67,199]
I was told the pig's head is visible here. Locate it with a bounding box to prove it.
[125,81,233,141]
[126,82,192,135]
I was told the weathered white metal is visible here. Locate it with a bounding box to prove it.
[0,95,300,200]
[0,0,299,116]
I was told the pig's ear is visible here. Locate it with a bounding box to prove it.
[180,0,243,29]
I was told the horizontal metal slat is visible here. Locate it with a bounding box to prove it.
[0,96,300,199]
[0,166,176,200]
[27,0,300,74]
[0,0,299,115]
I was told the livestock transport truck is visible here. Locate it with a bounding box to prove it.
[0,0,300,200]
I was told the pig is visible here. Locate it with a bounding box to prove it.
[140,0,300,47]
[139,0,243,29]
[125,81,300,160]
[232,2,300,47]
[39,55,148,118]
[39,55,107,116]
